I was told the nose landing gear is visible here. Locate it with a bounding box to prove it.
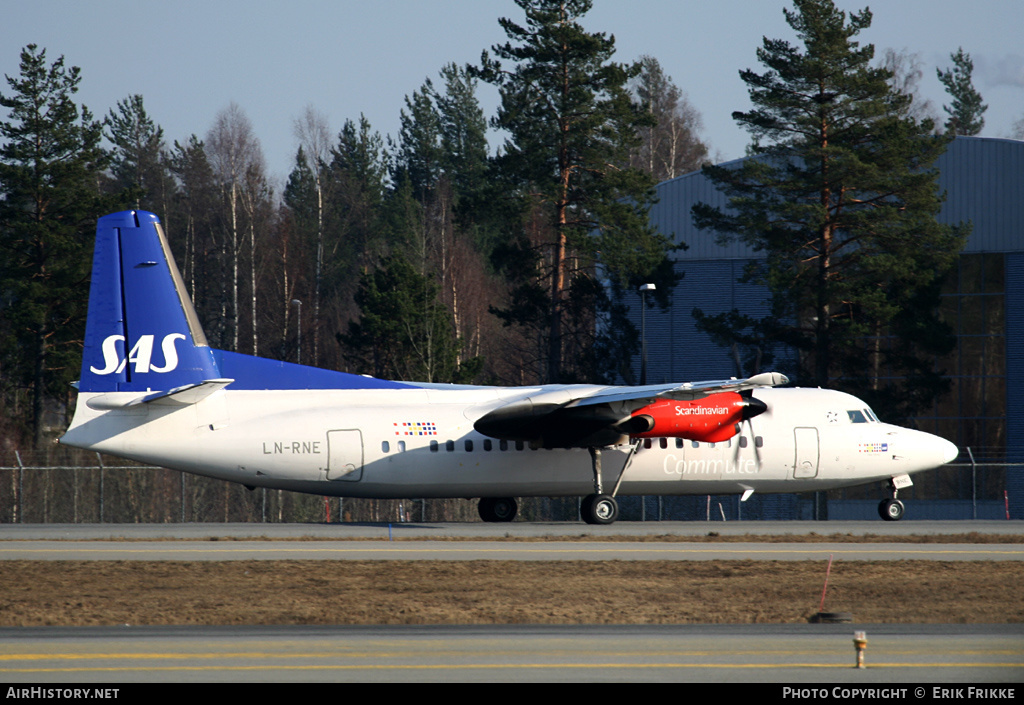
[878,477,908,521]
[878,497,905,521]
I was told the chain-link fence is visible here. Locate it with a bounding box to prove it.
[0,449,580,523]
[0,448,1012,523]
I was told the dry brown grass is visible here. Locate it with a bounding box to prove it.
[1,560,1021,626]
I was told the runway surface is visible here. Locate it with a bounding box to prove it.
[1,520,1021,562]
[2,521,1020,683]
[3,519,1022,540]
[0,624,1020,683]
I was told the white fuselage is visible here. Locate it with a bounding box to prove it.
[60,386,956,499]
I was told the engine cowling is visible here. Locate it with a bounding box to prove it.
[627,392,767,443]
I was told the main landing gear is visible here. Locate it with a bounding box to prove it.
[581,493,619,524]
[478,496,518,522]
[477,443,640,525]
[578,443,640,525]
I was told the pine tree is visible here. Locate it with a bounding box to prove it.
[341,251,462,383]
[435,63,490,224]
[937,47,987,136]
[474,0,671,383]
[394,82,443,202]
[105,94,173,216]
[167,135,217,314]
[0,45,123,446]
[389,67,497,378]
[322,116,389,369]
[692,0,968,419]
[280,147,319,361]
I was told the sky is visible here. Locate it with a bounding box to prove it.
[3,0,1023,190]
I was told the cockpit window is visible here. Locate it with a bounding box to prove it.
[847,409,868,423]
[864,408,879,422]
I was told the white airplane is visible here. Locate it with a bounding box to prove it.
[59,211,958,524]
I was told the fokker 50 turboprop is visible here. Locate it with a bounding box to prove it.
[60,211,959,524]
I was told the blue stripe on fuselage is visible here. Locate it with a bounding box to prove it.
[212,349,418,390]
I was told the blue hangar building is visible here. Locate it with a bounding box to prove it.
[629,136,1024,521]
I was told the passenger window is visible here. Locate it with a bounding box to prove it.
[430,441,438,452]
[644,439,652,449]
[515,440,524,451]
[465,440,474,452]
[483,439,492,451]
[398,441,406,452]
[382,441,390,453]
[445,440,455,452]
[659,438,668,449]
[739,437,748,448]
[500,440,508,451]
[755,436,763,448]
[675,438,683,449]
[691,440,699,448]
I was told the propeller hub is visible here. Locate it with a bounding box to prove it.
[741,396,768,420]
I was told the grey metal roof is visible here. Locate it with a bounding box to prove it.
[939,137,1024,253]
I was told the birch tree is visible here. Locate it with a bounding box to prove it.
[292,105,332,364]
[629,55,709,181]
[206,103,262,351]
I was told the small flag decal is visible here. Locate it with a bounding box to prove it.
[394,421,438,436]
[858,442,888,453]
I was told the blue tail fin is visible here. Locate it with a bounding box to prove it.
[79,210,220,392]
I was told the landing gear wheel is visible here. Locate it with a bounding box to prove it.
[581,494,619,525]
[878,498,905,522]
[478,497,517,522]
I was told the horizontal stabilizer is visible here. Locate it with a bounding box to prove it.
[83,379,234,410]
[142,379,235,406]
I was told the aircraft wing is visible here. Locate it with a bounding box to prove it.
[473,372,788,448]
[564,372,789,408]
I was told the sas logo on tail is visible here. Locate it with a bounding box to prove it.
[90,333,187,375]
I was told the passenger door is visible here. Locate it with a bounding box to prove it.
[793,427,819,479]
[327,429,364,481]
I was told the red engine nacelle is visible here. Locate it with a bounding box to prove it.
[628,392,764,443]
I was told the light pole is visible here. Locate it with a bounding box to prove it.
[639,283,655,385]
[291,299,302,365]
